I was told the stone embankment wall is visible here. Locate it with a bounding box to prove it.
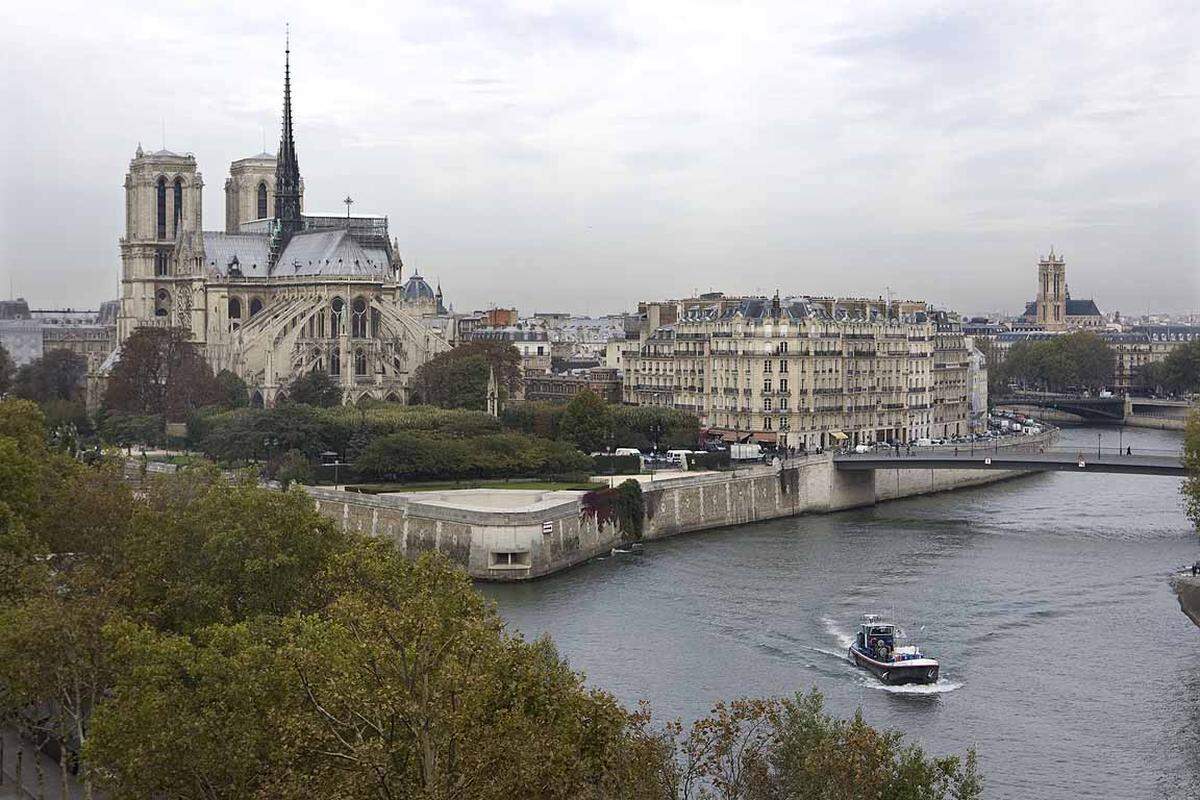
[1170,573,1200,630]
[302,431,1056,581]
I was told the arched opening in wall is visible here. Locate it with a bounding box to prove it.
[250,391,264,408]
[154,250,169,277]
[275,391,288,405]
[172,177,184,235]
[351,297,367,338]
[329,349,341,377]
[330,297,345,336]
[155,177,167,239]
[155,289,172,317]
[228,297,241,320]
[256,182,268,219]
[249,297,263,317]
[354,348,367,376]
[384,392,401,404]
[356,393,373,407]
[317,310,326,338]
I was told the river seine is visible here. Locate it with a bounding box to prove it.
[481,425,1198,800]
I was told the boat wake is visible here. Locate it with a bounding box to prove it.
[871,679,963,695]
[821,617,856,651]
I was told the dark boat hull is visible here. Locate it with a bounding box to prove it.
[850,647,939,685]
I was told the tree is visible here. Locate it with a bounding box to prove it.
[1184,411,1200,531]
[104,327,220,421]
[412,342,521,410]
[0,342,14,395]
[560,389,613,452]
[286,369,343,408]
[0,592,120,800]
[1159,341,1200,395]
[274,449,314,488]
[13,348,88,404]
[214,369,250,408]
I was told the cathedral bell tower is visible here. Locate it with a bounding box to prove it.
[118,145,204,342]
[270,36,304,268]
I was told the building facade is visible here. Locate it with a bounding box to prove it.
[622,294,972,449]
[113,45,448,407]
[523,367,622,404]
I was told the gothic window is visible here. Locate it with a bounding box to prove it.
[329,349,341,377]
[155,177,167,239]
[330,298,345,336]
[354,348,367,376]
[249,297,263,317]
[155,289,172,317]
[256,182,268,219]
[172,177,183,234]
[228,298,241,319]
[351,297,368,338]
[154,250,169,277]
[318,310,326,338]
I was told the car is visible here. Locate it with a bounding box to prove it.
[854,444,872,454]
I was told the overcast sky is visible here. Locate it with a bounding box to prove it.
[1,0,1197,316]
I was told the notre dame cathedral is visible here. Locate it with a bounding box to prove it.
[115,43,449,407]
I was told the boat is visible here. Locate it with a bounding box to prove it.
[848,614,939,685]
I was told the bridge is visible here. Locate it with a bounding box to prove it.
[834,449,1187,476]
[995,393,1195,425]
[994,393,1126,422]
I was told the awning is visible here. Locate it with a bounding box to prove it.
[829,430,848,441]
[751,432,778,444]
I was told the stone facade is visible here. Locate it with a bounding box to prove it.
[113,49,448,406]
[621,294,972,449]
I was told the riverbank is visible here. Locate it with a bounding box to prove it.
[304,430,1057,581]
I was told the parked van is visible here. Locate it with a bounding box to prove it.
[665,449,693,468]
[915,438,932,447]
[613,447,642,457]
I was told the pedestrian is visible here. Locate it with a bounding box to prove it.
[1126,446,1132,456]
[1192,561,1199,577]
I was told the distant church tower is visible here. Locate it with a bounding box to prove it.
[1036,248,1067,331]
[117,144,205,342]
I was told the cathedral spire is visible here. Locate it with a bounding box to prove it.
[272,27,303,267]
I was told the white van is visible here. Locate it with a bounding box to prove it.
[665,449,692,468]
[613,447,642,457]
[915,438,932,447]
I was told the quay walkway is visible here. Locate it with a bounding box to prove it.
[834,447,1186,477]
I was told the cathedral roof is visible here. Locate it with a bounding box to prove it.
[278,229,390,276]
[204,232,272,277]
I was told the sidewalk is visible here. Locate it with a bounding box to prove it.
[0,729,86,800]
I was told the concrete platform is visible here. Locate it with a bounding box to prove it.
[381,488,585,512]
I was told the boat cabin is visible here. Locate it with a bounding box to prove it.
[856,614,898,660]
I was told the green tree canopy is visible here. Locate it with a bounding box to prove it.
[214,368,250,408]
[412,342,521,410]
[104,327,220,420]
[0,342,14,395]
[285,369,343,408]
[999,332,1115,393]
[14,347,88,404]
[559,388,613,452]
